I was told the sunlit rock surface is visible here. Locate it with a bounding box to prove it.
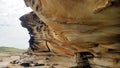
[19,12,77,68]
[20,0,120,68]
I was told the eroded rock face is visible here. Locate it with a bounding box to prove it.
[20,12,75,56]
[20,12,51,53]
[20,0,120,68]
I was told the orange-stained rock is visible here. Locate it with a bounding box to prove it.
[21,0,120,68]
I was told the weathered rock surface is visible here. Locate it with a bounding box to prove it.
[20,12,51,53]
[20,0,120,68]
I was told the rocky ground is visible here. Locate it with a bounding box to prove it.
[9,53,76,68]
[0,55,20,68]
[0,52,77,68]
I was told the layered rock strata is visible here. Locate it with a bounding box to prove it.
[19,12,77,68]
[20,0,120,68]
[20,12,51,53]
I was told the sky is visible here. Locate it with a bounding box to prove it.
[0,0,32,49]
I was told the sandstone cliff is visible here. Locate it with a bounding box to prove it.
[20,0,120,68]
